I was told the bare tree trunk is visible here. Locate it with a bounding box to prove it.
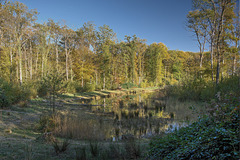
[216,46,221,84]
[10,48,13,82]
[95,70,98,85]
[18,44,22,85]
[81,62,83,87]
[65,45,68,81]
[36,51,39,78]
[24,48,28,80]
[30,42,33,80]
[233,54,236,75]
[56,46,58,71]
[41,53,44,78]
[70,56,73,81]
[210,41,214,81]
[103,72,105,90]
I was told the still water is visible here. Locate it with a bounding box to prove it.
[55,91,204,141]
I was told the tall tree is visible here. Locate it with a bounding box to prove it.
[187,9,208,69]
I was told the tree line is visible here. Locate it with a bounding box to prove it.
[0,0,239,94]
[187,0,239,84]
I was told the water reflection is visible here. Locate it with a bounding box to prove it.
[58,91,203,140]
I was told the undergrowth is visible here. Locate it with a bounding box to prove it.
[147,93,240,159]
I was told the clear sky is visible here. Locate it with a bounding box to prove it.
[13,0,199,52]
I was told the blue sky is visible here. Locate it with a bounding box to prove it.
[14,0,199,52]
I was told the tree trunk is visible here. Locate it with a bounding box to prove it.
[65,46,68,81]
[95,70,98,85]
[56,46,58,71]
[216,47,220,84]
[10,48,13,82]
[103,72,105,90]
[36,51,39,78]
[233,54,236,75]
[42,53,44,78]
[18,44,22,85]
[210,41,214,81]
[24,48,28,80]
[81,62,83,87]
[70,56,73,81]
[30,42,33,80]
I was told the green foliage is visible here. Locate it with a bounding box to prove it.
[36,114,57,132]
[121,82,138,89]
[106,143,122,159]
[167,76,240,101]
[37,70,65,97]
[75,82,96,93]
[148,94,240,160]
[124,139,142,159]
[84,82,96,92]
[0,78,34,107]
[65,81,79,93]
[0,88,9,108]
[37,81,49,97]
[89,141,99,157]
[75,147,87,160]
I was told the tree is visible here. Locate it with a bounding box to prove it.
[144,43,168,85]
[187,9,208,69]
[47,19,62,72]
[61,25,76,81]
[96,24,116,89]
[41,69,65,113]
[190,0,236,84]
[0,1,37,83]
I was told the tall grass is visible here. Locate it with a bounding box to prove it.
[166,76,240,101]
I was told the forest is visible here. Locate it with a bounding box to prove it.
[0,0,239,159]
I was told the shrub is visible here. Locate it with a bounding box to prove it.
[75,147,87,160]
[0,88,9,108]
[75,82,96,93]
[36,114,58,132]
[83,82,95,92]
[52,139,70,155]
[147,94,240,160]
[121,82,138,89]
[166,76,240,102]
[107,143,122,159]
[0,78,34,107]
[89,141,99,157]
[140,79,148,88]
[124,139,141,159]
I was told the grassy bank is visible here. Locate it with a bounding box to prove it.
[0,87,161,159]
[62,87,159,100]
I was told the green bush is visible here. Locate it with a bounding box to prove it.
[121,82,138,89]
[84,82,95,92]
[167,76,240,102]
[140,79,148,88]
[74,82,96,93]
[75,146,87,160]
[37,80,49,97]
[147,94,240,160]
[66,81,78,93]
[36,114,57,132]
[0,88,9,108]
[0,78,34,107]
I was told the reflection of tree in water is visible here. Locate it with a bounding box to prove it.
[62,91,203,140]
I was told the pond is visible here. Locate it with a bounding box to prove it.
[54,91,205,141]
